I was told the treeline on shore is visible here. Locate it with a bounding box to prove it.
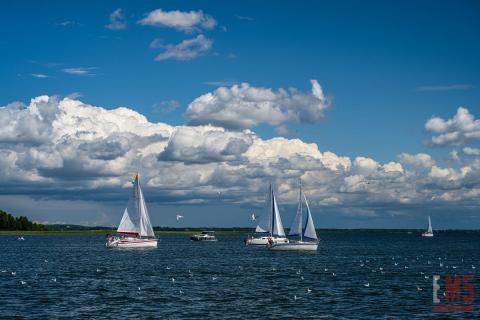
[0,210,45,231]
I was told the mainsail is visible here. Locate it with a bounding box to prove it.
[117,174,155,238]
[427,216,433,234]
[270,185,286,237]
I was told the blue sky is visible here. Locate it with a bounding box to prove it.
[1,1,479,228]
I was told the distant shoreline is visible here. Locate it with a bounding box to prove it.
[1,228,479,235]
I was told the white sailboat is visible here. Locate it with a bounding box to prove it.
[268,183,319,251]
[245,184,289,246]
[422,216,434,237]
[106,174,158,248]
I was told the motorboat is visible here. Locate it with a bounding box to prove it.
[190,231,217,242]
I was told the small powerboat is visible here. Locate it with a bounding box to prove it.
[190,231,217,242]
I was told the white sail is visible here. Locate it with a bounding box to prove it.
[255,189,271,233]
[117,208,137,233]
[288,186,303,237]
[271,188,286,237]
[135,175,155,237]
[427,216,433,233]
[302,194,317,240]
[116,174,156,238]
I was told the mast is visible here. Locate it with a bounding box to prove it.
[427,216,432,233]
[299,181,303,242]
[270,184,274,236]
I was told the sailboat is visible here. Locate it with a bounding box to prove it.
[244,184,289,246]
[421,216,434,237]
[105,174,158,248]
[268,183,319,251]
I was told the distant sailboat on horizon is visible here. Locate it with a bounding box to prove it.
[268,182,319,251]
[422,216,434,237]
[244,184,289,246]
[106,174,158,248]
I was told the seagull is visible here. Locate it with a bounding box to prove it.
[307,288,312,294]
[20,280,26,285]
[166,266,171,270]
[179,290,184,294]
[324,268,329,271]
[296,269,302,275]
[360,264,364,267]
[212,276,217,281]
[96,268,102,273]
[11,272,16,276]
[472,265,476,269]
[52,278,56,282]
[424,275,429,279]
[171,277,175,283]
[300,276,304,280]
[138,287,141,291]
[294,295,298,301]
[176,214,184,221]
[404,266,409,269]
[440,263,444,267]
[420,272,424,275]
[1,270,6,273]
[17,237,25,241]
[364,283,370,287]
[417,286,422,291]
[332,272,336,277]
[44,259,48,263]
[251,213,257,221]
[394,262,398,266]
[452,266,457,269]
[379,267,383,271]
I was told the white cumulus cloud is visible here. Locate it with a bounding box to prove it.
[425,107,480,146]
[138,9,216,32]
[150,35,213,61]
[185,80,330,129]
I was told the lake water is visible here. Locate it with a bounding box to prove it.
[0,231,479,319]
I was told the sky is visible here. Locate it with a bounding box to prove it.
[0,1,479,229]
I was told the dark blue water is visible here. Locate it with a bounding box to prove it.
[0,231,479,319]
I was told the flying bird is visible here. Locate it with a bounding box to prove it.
[364,283,370,287]
[176,214,184,221]
[251,213,258,221]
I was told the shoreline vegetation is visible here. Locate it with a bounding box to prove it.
[1,210,478,235]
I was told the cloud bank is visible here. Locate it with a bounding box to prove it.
[1,96,479,222]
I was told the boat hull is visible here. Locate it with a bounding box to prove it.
[268,241,318,251]
[106,237,158,248]
[245,236,289,246]
[422,232,434,237]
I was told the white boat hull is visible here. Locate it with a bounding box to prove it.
[422,232,434,237]
[106,237,158,248]
[268,241,318,251]
[245,236,289,246]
